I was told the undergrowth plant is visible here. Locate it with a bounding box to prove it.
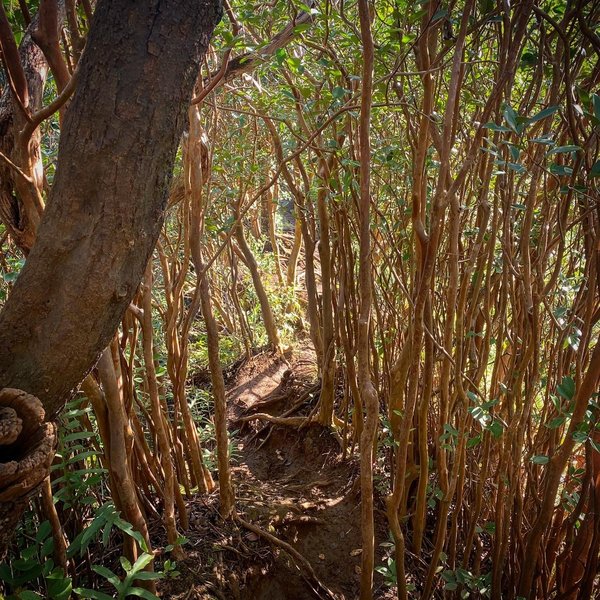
[0,393,189,600]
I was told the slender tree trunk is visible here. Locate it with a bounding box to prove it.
[186,104,235,517]
[266,181,285,286]
[40,476,68,571]
[316,155,336,426]
[234,216,281,351]
[518,338,600,597]
[97,345,152,562]
[287,209,302,288]
[357,2,376,596]
[140,266,181,557]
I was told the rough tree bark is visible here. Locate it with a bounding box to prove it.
[0,0,222,555]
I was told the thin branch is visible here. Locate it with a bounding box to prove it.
[191,49,231,105]
[0,2,30,111]
[18,0,31,25]
[0,149,33,183]
[33,0,71,92]
[21,68,78,143]
[235,516,338,600]
[208,2,315,91]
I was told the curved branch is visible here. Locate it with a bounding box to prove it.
[207,2,315,94]
[21,67,78,142]
[0,3,31,112]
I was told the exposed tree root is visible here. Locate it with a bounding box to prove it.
[238,413,308,427]
[235,515,339,600]
[240,377,346,453]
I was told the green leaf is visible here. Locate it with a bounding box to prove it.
[550,164,573,176]
[486,420,503,438]
[112,517,149,553]
[293,23,312,34]
[69,515,105,557]
[484,521,496,533]
[11,564,44,586]
[73,588,114,600]
[91,565,120,589]
[46,569,72,600]
[21,545,39,560]
[119,556,132,573]
[590,160,600,178]
[546,145,582,156]
[546,416,566,429]
[294,1,317,13]
[467,435,481,448]
[593,94,600,122]
[127,588,161,600]
[129,553,154,575]
[504,142,521,161]
[432,8,448,22]
[164,536,188,553]
[0,563,14,583]
[101,520,114,547]
[35,520,52,543]
[443,423,459,436]
[2,271,19,283]
[481,398,499,410]
[531,455,550,465]
[503,103,521,133]
[331,86,346,100]
[42,537,55,558]
[557,376,575,401]
[130,572,164,581]
[526,105,559,123]
[66,450,102,464]
[520,50,538,68]
[529,135,555,146]
[483,122,512,133]
[62,431,96,443]
[17,592,43,600]
[507,162,526,174]
[553,306,568,319]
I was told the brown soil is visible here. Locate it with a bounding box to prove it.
[160,346,393,600]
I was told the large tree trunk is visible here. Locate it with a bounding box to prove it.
[0,0,222,416]
[0,0,222,554]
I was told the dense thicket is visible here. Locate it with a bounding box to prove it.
[0,1,599,599]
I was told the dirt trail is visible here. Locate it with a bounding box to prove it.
[162,347,390,600]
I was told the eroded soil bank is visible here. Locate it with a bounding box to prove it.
[161,348,392,599]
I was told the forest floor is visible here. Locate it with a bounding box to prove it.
[161,343,393,600]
